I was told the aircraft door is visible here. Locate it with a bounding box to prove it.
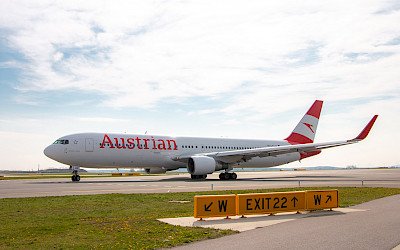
[85,138,94,152]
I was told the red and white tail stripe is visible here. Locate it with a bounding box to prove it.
[285,100,323,144]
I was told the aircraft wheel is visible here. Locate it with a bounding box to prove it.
[71,175,76,182]
[219,172,237,180]
[219,173,231,180]
[225,173,231,180]
[76,175,80,181]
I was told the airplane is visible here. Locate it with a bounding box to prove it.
[44,100,378,182]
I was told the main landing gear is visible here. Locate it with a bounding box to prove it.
[70,166,81,182]
[219,172,237,180]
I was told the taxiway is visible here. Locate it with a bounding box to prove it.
[1,168,399,198]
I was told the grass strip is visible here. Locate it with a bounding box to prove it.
[0,187,399,249]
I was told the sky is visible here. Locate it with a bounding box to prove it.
[0,0,399,171]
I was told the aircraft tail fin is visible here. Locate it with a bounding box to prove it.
[285,100,323,144]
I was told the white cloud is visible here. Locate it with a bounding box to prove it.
[1,0,398,111]
[0,60,20,68]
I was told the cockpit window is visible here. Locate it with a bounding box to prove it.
[53,139,69,145]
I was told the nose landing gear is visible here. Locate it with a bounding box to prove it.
[70,166,81,182]
[71,172,80,182]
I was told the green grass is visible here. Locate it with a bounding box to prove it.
[0,187,399,249]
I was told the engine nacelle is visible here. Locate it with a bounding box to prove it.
[145,168,167,174]
[187,156,218,175]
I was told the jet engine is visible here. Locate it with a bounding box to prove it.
[187,156,222,175]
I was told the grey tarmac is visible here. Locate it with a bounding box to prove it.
[1,168,399,198]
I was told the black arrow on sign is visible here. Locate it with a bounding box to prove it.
[325,195,332,203]
[205,202,213,211]
[291,196,298,207]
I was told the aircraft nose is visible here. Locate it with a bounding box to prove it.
[44,145,55,159]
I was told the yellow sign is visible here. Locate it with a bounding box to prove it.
[237,191,306,215]
[194,195,237,218]
[306,190,338,210]
[193,190,339,219]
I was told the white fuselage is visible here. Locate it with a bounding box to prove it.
[43,101,377,181]
[44,133,300,171]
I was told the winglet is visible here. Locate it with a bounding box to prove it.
[351,115,378,141]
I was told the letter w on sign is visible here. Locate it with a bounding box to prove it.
[218,200,228,212]
[314,194,322,205]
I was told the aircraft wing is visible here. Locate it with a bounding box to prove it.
[174,115,378,164]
